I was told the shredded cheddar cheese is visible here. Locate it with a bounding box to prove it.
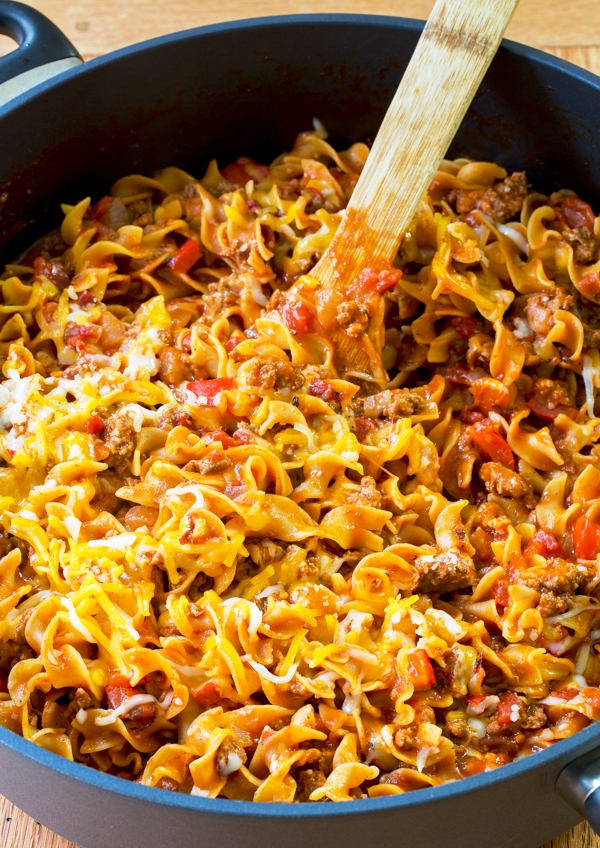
[1,129,600,802]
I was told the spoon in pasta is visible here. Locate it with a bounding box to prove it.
[310,0,521,385]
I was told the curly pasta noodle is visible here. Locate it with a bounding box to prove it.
[1,126,600,802]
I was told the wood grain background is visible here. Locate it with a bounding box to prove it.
[0,0,599,846]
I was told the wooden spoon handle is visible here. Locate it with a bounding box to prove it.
[310,0,520,384]
[315,0,520,287]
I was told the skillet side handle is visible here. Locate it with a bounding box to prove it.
[0,0,81,100]
[556,747,600,835]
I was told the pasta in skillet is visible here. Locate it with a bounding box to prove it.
[1,123,600,802]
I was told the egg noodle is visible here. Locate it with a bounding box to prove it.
[1,125,600,802]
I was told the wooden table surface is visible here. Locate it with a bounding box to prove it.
[0,0,599,846]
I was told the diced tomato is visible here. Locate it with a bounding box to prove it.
[170,410,195,429]
[491,578,510,608]
[405,648,435,691]
[78,291,97,308]
[526,396,578,422]
[577,271,600,302]
[231,429,254,445]
[459,756,487,777]
[354,267,402,296]
[237,157,269,180]
[496,692,522,725]
[222,157,269,185]
[469,419,515,470]
[105,672,135,709]
[168,238,202,274]
[192,680,223,707]
[202,429,238,449]
[105,672,155,728]
[582,688,600,712]
[88,196,115,220]
[523,529,561,558]
[573,515,600,560]
[308,379,338,402]
[280,298,312,334]
[225,336,242,353]
[554,687,580,701]
[85,414,105,437]
[466,694,489,708]
[64,323,101,352]
[354,417,378,441]
[187,377,234,406]
[561,196,596,231]
[222,162,251,185]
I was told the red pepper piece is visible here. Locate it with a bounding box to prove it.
[78,291,97,308]
[308,379,338,401]
[85,414,105,437]
[231,429,254,445]
[577,271,600,302]
[222,162,251,185]
[466,694,489,707]
[192,680,223,707]
[469,419,515,470]
[496,692,522,725]
[554,688,580,701]
[168,239,202,274]
[523,529,561,558]
[237,157,269,180]
[202,429,239,449]
[405,648,436,691]
[222,157,268,185]
[573,515,600,560]
[583,688,600,712]
[491,579,510,608]
[280,299,312,334]
[187,377,235,406]
[225,336,242,353]
[354,267,402,295]
[64,323,101,352]
[105,672,135,709]
[354,417,378,442]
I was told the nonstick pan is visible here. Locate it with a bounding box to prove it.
[0,3,600,846]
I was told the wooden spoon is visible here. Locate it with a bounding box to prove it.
[311,0,521,385]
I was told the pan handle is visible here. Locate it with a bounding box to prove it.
[0,0,81,106]
[556,747,600,835]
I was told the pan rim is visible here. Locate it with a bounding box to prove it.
[1,9,600,820]
[0,12,599,120]
[2,718,600,816]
